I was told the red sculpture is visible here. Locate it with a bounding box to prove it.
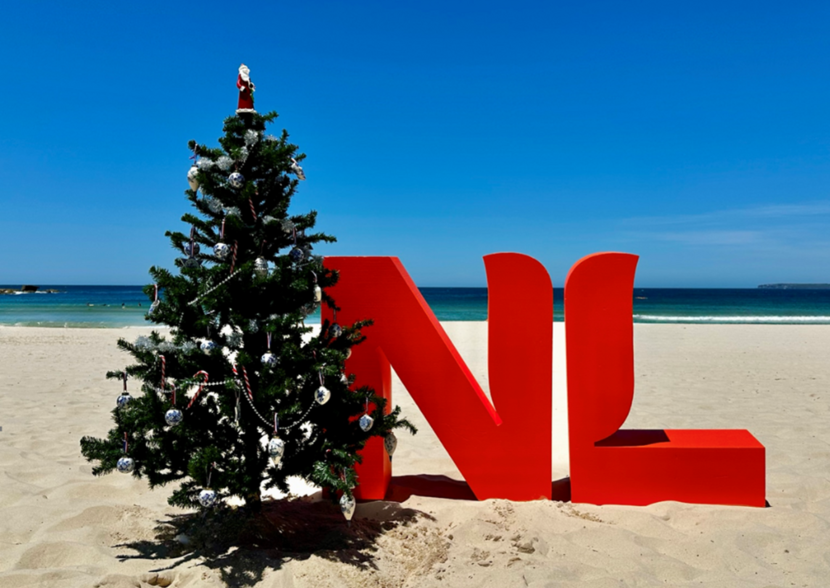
[322,254,553,501]
[323,252,766,507]
[565,252,765,506]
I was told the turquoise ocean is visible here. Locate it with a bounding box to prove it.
[2,286,830,328]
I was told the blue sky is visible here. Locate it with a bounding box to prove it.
[1,1,829,287]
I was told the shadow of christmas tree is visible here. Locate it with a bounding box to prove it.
[113,498,431,587]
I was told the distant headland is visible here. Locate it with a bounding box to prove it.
[758,284,830,290]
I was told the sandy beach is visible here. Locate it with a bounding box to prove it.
[2,322,830,587]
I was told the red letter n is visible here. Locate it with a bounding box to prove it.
[323,254,552,501]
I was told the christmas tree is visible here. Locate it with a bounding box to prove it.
[80,65,414,518]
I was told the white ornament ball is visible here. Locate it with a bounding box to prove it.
[200,339,218,353]
[165,408,183,426]
[213,242,230,260]
[261,352,278,367]
[198,488,217,508]
[315,385,331,405]
[254,257,269,278]
[116,393,132,409]
[187,166,200,191]
[117,456,135,474]
[228,172,245,189]
[340,493,356,521]
[359,414,374,432]
[268,436,285,465]
[314,285,322,302]
[384,432,398,458]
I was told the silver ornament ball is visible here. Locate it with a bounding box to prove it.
[340,493,356,521]
[117,456,135,474]
[198,488,217,508]
[228,172,245,189]
[213,242,230,260]
[116,393,132,409]
[315,385,331,405]
[261,352,278,367]
[165,408,183,426]
[359,414,374,432]
[254,257,269,278]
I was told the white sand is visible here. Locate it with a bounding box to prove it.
[1,323,830,587]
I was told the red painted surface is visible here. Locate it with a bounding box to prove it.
[565,252,766,507]
[323,254,553,501]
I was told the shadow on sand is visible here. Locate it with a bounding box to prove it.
[114,498,431,587]
[113,475,572,586]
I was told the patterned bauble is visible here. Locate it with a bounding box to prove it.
[330,323,342,338]
[228,172,245,189]
[340,493,356,521]
[268,436,285,465]
[359,414,374,432]
[184,242,200,256]
[116,393,132,409]
[200,339,218,353]
[261,352,278,367]
[314,285,322,302]
[198,488,217,508]
[187,166,200,192]
[384,432,398,458]
[213,242,230,260]
[254,257,269,278]
[165,408,183,426]
[117,456,135,474]
[315,385,331,405]
[289,247,304,263]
